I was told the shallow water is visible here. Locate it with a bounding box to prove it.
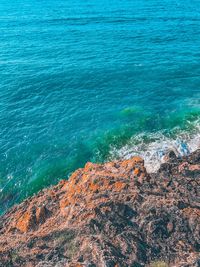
[0,0,200,214]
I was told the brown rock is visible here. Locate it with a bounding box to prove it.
[15,208,36,233]
[0,150,199,266]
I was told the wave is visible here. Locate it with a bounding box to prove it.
[109,119,200,173]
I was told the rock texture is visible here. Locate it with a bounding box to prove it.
[0,150,200,267]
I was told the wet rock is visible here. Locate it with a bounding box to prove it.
[163,150,177,162]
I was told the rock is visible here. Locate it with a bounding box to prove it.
[0,150,199,266]
[163,150,177,162]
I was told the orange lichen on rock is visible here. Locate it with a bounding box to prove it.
[0,150,199,267]
[132,156,144,163]
[89,182,99,192]
[133,168,140,176]
[15,209,35,233]
[113,181,126,191]
[120,156,144,168]
[14,204,49,233]
[56,156,147,225]
[57,156,147,220]
[60,197,71,209]
[84,162,100,172]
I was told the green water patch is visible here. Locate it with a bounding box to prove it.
[0,124,142,214]
[10,141,94,205]
[0,108,199,215]
[120,106,142,117]
[164,107,200,132]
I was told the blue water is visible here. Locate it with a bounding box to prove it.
[0,0,200,214]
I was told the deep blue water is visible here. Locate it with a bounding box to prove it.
[0,0,200,213]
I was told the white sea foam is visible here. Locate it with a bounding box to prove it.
[109,120,200,173]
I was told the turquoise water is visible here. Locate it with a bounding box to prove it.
[0,0,200,214]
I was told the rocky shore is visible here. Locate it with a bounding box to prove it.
[0,150,199,267]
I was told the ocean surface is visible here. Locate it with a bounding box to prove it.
[0,0,200,214]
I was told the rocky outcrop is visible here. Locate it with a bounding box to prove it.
[0,150,199,267]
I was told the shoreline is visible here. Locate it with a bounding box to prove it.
[0,148,199,266]
[1,119,199,216]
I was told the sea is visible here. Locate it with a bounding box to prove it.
[0,0,200,214]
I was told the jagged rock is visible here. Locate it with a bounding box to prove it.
[0,152,199,267]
